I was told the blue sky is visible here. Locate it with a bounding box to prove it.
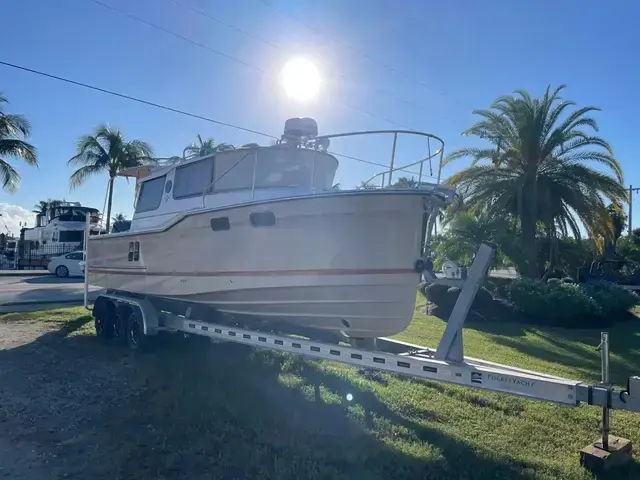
[1,0,639,233]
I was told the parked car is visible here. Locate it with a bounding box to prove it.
[48,251,86,278]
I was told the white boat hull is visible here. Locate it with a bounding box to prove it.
[88,191,438,338]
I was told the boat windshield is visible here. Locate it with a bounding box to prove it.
[212,147,338,192]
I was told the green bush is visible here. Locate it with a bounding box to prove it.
[505,278,600,327]
[424,284,457,311]
[505,278,640,327]
[424,283,494,315]
[582,281,639,316]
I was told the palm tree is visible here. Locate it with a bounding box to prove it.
[33,199,63,215]
[445,85,627,277]
[184,134,234,158]
[0,93,38,192]
[600,203,627,258]
[33,200,50,216]
[392,177,418,188]
[357,181,377,190]
[68,125,154,233]
[111,213,131,233]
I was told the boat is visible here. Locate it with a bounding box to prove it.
[86,118,455,343]
[18,202,103,268]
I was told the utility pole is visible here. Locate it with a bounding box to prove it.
[629,185,640,235]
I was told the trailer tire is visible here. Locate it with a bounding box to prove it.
[113,305,131,346]
[127,308,148,351]
[94,298,115,341]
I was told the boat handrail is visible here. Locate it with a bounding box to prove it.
[192,129,446,206]
[299,130,445,189]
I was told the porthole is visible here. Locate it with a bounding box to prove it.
[164,179,173,193]
[250,211,276,227]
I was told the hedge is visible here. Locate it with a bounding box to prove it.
[504,278,639,327]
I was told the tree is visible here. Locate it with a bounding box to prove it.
[430,209,515,270]
[184,134,234,158]
[68,125,154,233]
[357,181,377,190]
[111,213,131,233]
[0,93,38,192]
[392,177,418,188]
[33,199,63,215]
[600,203,627,258]
[445,85,627,277]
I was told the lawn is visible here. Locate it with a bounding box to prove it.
[2,301,640,479]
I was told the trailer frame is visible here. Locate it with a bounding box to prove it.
[84,240,640,415]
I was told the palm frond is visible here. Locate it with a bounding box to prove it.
[0,159,21,193]
[0,139,38,165]
[69,164,105,190]
[0,113,31,138]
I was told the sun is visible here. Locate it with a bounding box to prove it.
[280,57,321,102]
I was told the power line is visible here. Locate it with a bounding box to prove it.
[0,60,274,138]
[0,59,423,176]
[253,0,454,105]
[167,0,436,118]
[87,0,413,130]
[167,0,281,51]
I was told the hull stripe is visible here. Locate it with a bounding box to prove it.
[88,267,416,277]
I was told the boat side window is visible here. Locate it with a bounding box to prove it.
[250,211,276,227]
[128,241,140,261]
[173,158,214,198]
[210,217,230,231]
[59,230,84,243]
[135,175,166,213]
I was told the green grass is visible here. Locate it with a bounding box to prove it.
[3,302,640,479]
[0,306,95,336]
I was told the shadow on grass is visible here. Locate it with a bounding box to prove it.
[0,317,597,480]
[428,301,529,337]
[488,322,640,386]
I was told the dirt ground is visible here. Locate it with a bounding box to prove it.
[0,313,406,480]
[0,316,141,479]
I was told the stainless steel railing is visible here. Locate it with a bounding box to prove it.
[197,129,446,207]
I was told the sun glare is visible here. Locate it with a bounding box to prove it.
[280,57,321,102]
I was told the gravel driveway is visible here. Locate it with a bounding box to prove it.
[0,316,139,479]
[0,311,369,480]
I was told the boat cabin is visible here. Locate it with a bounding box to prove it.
[123,144,339,231]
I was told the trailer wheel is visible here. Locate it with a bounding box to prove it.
[127,308,148,351]
[94,298,115,341]
[113,305,131,346]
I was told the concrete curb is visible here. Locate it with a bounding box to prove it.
[0,299,87,307]
[0,271,51,277]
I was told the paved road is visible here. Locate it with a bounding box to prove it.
[0,274,102,308]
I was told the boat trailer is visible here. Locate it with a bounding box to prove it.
[84,241,639,471]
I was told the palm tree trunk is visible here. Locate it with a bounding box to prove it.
[520,176,539,278]
[541,224,555,281]
[105,177,114,234]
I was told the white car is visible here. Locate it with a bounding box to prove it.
[48,251,86,278]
